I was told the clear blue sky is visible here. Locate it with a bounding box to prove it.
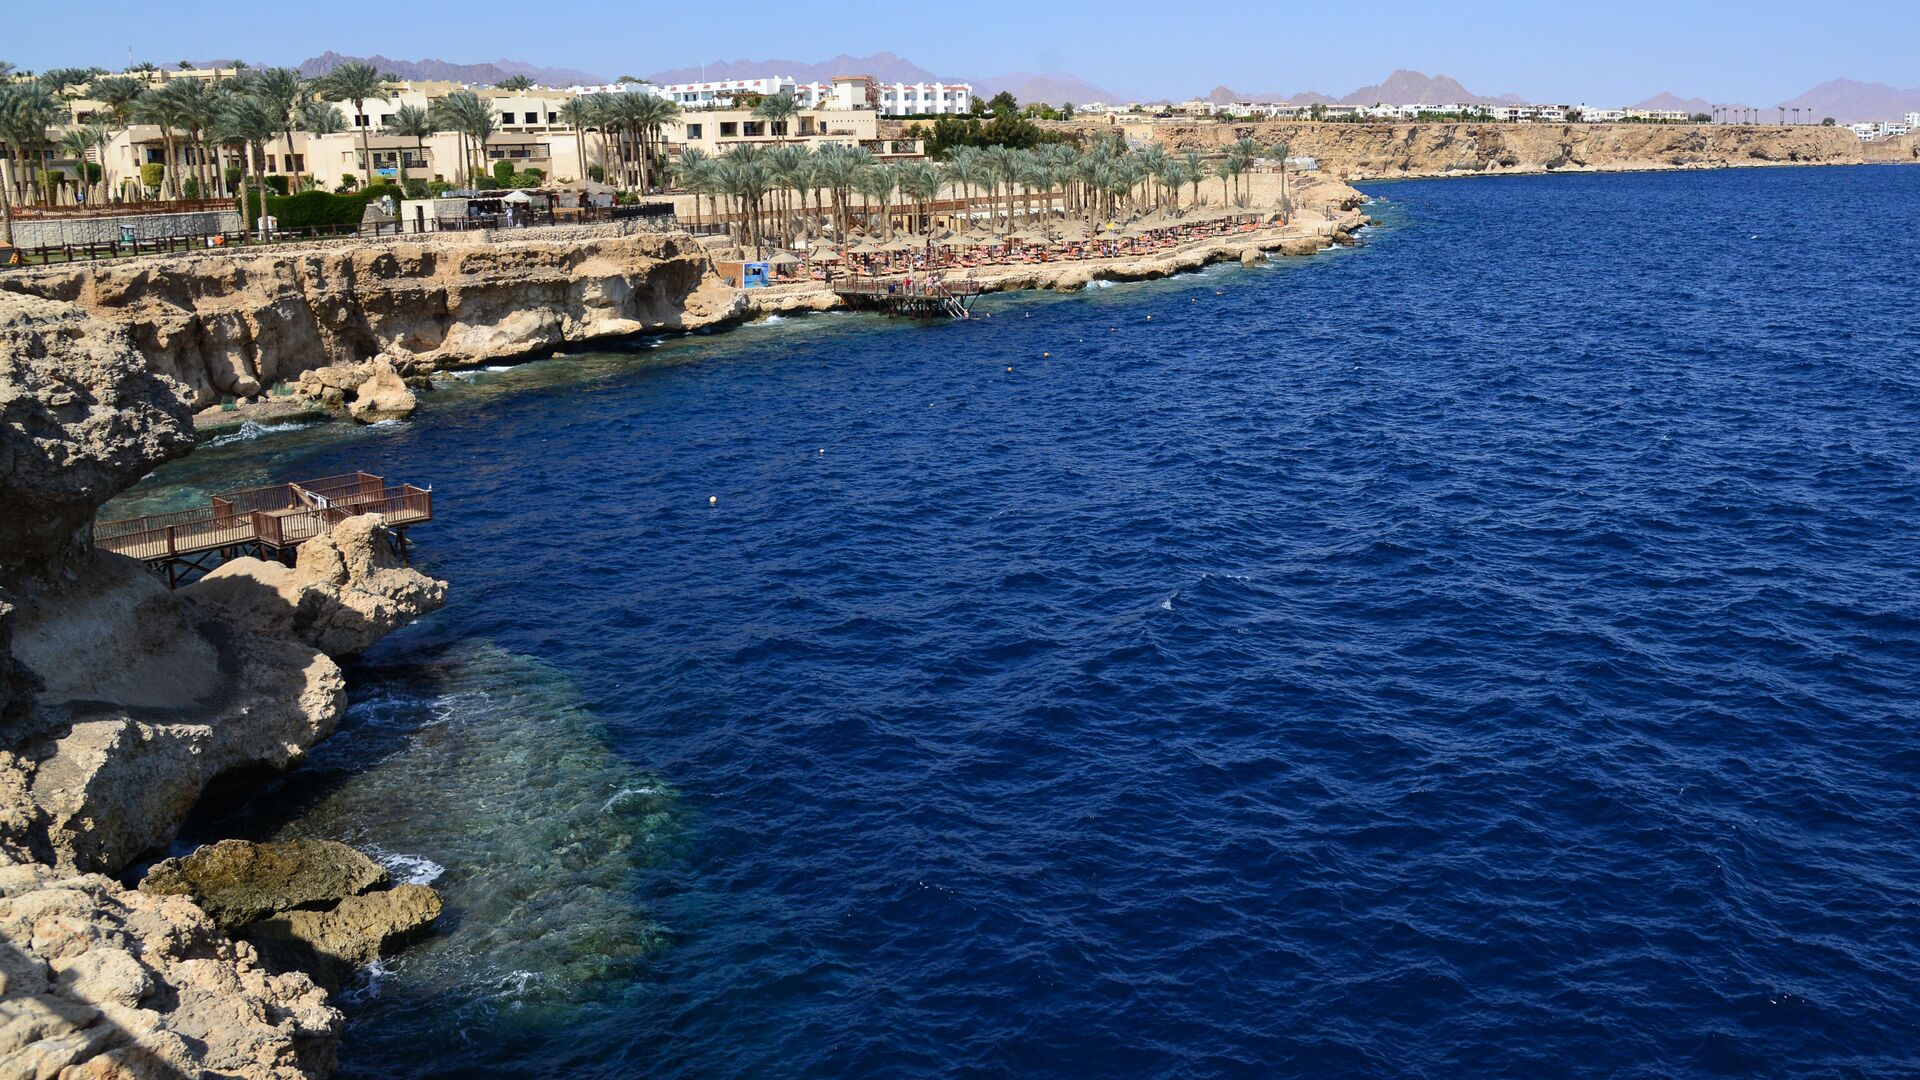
[8,0,1915,104]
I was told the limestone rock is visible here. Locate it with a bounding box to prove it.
[347,358,417,423]
[1241,248,1266,266]
[0,229,729,409]
[248,885,442,990]
[0,857,341,1079]
[139,839,388,931]
[187,515,448,658]
[0,292,194,570]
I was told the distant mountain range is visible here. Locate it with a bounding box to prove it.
[1206,70,1525,108]
[296,52,605,88]
[1632,80,1920,123]
[642,52,1116,107]
[285,53,1920,124]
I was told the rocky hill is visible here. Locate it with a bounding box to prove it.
[1103,120,1920,179]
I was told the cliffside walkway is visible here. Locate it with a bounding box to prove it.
[832,277,983,319]
[93,472,433,588]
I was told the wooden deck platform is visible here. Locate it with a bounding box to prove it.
[93,472,434,587]
[832,276,983,319]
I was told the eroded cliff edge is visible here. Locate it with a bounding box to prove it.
[0,224,747,410]
[1091,121,1920,180]
[1,290,445,1077]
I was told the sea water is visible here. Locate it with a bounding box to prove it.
[134,165,1920,1078]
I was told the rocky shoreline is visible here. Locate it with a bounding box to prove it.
[1,288,447,1076]
[0,176,1371,1076]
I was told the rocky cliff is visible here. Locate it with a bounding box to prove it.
[0,225,747,410]
[1088,121,1920,180]
[1,289,445,1077]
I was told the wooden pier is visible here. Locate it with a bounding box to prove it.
[92,472,434,588]
[832,276,983,319]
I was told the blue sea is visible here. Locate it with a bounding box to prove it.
[135,165,1920,1077]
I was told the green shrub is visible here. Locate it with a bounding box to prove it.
[223,166,243,191]
[247,181,407,230]
[76,162,102,183]
[182,176,202,199]
[403,177,428,199]
[338,173,359,192]
[521,167,543,183]
[474,176,501,191]
[492,160,515,185]
[264,175,289,195]
[587,164,604,182]
[426,179,454,197]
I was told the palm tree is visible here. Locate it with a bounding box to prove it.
[630,94,681,191]
[0,82,61,205]
[216,94,277,230]
[384,104,433,189]
[1214,158,1234,208]
[677,147,712,225]
[316,61,389,188]
[431,91,492,187]
[58,125,105,203]
[1182,150,1204,209]
[172,79,222,197]
[752,92,799,141]
[135,83,190,198]
[558,97,594,183]
[896,160,942,235]
[300,99,345,134]
[249,68,304,192]
[856,162,899,240]
[981,145,1021,233]
[495,75,534,92]
[1268,140,1292,215]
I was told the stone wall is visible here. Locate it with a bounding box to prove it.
[10,209,243,249]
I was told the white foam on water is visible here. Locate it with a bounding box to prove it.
[484,364,515,372]
[206,419,320,447]
[339,958,393,1003]
[366,846,446,886]
[600,784,663,814]
[1090,279,1115,289]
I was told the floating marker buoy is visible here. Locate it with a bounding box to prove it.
[818,448,825,454]
[709,496,718,506]
[1006,366,1013,372]
[1043,351,1050,358]
[1146,315,1152,321]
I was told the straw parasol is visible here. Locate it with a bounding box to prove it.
[768,251,801,266]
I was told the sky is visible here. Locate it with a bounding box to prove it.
[7,0,1917,105]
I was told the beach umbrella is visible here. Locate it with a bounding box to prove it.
[768,251,801,266]
[502,190,533,204]
[853,241,886,255]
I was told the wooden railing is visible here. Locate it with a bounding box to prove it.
[93,473,432,561]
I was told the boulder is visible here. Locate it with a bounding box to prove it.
[187,515,449,658]
[248,884,443,989]
[347,358,417,423]
[0,858,341,1079]
[0,292,194,570]
[139,839,388,931]
[1241,247,1266,266]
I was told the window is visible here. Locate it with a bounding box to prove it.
[501,112,513,125]
[686,123,703,139]
[524,112,538,124]
[719,122,737,137]
[743,121,764,136]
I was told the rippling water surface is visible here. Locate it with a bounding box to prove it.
[135,166,1920,1077]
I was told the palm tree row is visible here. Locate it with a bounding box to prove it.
[665,135,1296,257]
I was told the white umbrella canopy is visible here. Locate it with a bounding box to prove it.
[502,190,533,204]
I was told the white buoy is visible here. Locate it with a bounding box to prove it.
[818,448,825,454]
[709,495,717,506]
